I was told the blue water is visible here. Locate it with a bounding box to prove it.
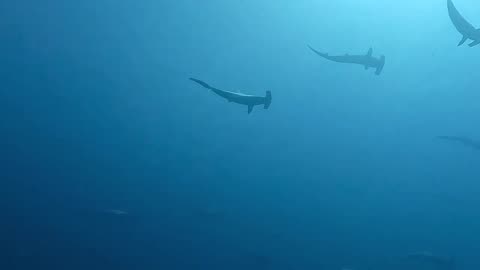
[2,0,480,269]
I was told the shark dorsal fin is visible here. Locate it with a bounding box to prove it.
[366,48,373,57]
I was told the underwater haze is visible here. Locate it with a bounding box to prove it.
[2,0,480,269]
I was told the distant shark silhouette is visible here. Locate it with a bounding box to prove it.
[189,78,272,114]
[405,252,455,270]
[447,0,480,46]
[103,209,129,216]
[308,45,385,75]
[437,135,480,150]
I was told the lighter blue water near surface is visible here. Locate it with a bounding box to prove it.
[1,0,480,269]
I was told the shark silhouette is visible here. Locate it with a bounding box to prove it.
[308,45,385,75]
[447,0,480,46]
[189,78,272,114]
[405,252,455,270]
[437,136,480,150]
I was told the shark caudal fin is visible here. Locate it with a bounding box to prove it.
[189,78,212,89]
[307,45,328,57]
[375,55,385,75]
[264,91,272,109]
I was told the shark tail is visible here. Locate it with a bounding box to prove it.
[307,45,328,58]
[375,55,385,75]
[264,91,272,109]
[189,78,212,90]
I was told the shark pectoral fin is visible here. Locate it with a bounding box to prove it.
[468,40,480,47]
[375,55,386,75]
[458,36,468,46]
[247,105,254,114]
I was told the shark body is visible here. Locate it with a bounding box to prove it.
[308,45,385,75]
[447,0,480,46]
[189,78,272,114]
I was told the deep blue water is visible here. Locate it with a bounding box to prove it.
[2,0,480,269]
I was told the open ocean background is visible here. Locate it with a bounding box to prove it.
[2,0,480,269]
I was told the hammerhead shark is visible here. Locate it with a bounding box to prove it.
[447,0,480,47]
[189,78,272,114]
[308,45,385,75]
[405,252,455,270]
[437,135,480,150]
